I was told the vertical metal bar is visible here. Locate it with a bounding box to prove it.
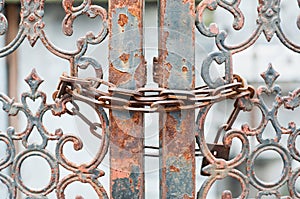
[155,0,195,198]
[5,4,21,199]
[109,0,145,198]
[6,4,19,131]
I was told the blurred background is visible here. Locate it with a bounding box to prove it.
[0,0,300,198]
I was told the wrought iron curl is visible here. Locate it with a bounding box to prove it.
[56,173,109,199]
[195,64,300,198]
[289,167,300,198]
[196,0,300,54]
[288,128,300,161]
[195,0,244,38]
[12,147,59,196]
[0,0,7,36]
[55,102,109,172]
[0,127,15,170]
[0,172,16,199]
[0,1,110,195]
[0,127,16,198]
[0,0,108,79]
[201,50,233,88]
[195,0,300,196]
[55,101,109,198]
[197,168,249,199]
[0,69,110,198]
[196,101,251,198]
[246,141,292,191]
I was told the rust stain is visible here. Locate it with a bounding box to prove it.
[110,0,142,20]
[156,30,170,88]
[118,14,128,27]
[107,0,145,198]
[128,0,141,19]
[169,165,180,172]
[182,0,195,16]
[110,110,144,198]
[109,63,132,86]
[153,60,172,88]
[111,169,130,179]
[111,166,141,198]
[119,53,130,63]
[63,0,73,10]
[183,148,193,160]
[134,59,146,88]
[158,0,196,190]
[191,65,195,88]
[156,0,170,88]
[110,112,143,153]
[128,7,140,18]
[165,113,177,139]
[166,62,172,70]
[183,194,194,199]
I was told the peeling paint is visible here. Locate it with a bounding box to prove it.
[119,53,130,63]
[169,165,180,172]
[109,64,132,86]
[112,166,141,199]
[158,0,195,198]
[134,61,147,88]
[109,0,145,198]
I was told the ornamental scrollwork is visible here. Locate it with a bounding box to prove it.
[0,69,109,198]
[0,0,107,77]
[196,65,300,198]
[197,0,300,90]
[196,0,300,54]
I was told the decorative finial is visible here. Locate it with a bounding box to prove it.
[260,63,279,89]
[25,68,44,95]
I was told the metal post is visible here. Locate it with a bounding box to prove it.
[155,0,195,198]
[109,0,145,198]
[5,5,21,199]
[6,4,19,134]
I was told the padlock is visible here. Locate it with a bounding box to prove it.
[200,143,230,176]
[199,100,241,176]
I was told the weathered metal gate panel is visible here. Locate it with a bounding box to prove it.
[108,0,145,198]
[1,0,300,198]
[156,0,195,198]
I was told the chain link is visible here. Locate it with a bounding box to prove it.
[53,73,255,113]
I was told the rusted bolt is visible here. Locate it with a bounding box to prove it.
[182,65,188,72]
[118,14,128,27]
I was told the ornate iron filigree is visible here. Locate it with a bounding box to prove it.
[196,0,300,53]
[197,0,300,89]
[0,0,107,77]
[0,0,109,196]
[196,64,300,198]
[0,70,109,198]
[195,0,300,198]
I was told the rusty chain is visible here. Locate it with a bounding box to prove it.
[52,73,255,114]
[51,73,255,159]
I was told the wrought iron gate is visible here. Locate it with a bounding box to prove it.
[0,0,300,198]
